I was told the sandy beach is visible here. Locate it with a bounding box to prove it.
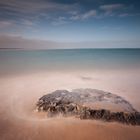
[0,70,140,140]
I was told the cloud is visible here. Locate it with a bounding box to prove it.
[21,19,34,26]
[0,0,80,28]
[0,0,79,17]
[0,35,140,49]
[119,13,140,17]
[119,13,129,17]
[0,18,37,35]
[100,4,124,11]
[51,17,69,26]
[100,4,124,16]
[0,21,13,28]
[0,35,59,49]
[0,0,139,41]
[82,10,97,19]
[0,0,135,27]
[70,10,97,20]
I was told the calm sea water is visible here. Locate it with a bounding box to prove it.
[0,49,140,75]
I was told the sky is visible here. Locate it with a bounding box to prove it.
[0,0,140,49]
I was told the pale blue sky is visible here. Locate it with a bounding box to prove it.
[0,0,140,48]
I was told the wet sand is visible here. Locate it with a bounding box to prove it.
[0,70,140,140]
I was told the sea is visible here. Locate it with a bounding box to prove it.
[0,48,140,76]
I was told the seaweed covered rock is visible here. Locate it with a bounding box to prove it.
[36,89,140,125]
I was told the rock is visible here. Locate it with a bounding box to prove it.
[36,88,140,125]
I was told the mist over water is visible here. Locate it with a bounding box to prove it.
[0,49,140,140]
